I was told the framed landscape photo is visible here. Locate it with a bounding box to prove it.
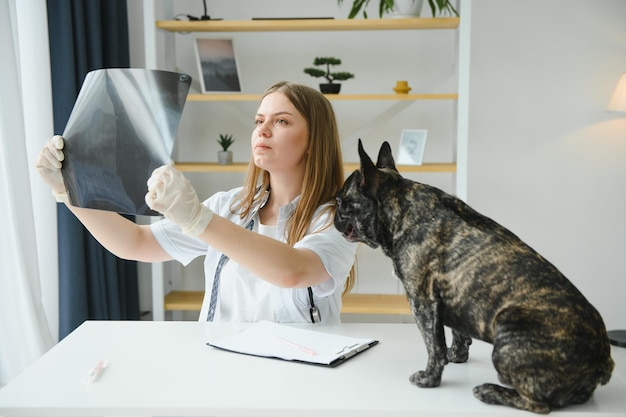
[195,38,242,93]
[396,129,427,165]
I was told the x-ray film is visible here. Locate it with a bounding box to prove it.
[61,68,192,216]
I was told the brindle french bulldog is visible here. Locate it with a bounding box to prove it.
[334,140,614,414]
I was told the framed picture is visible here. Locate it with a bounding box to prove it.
[396,129,427,165]
[194,38,242,93]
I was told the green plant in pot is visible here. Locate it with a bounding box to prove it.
[217,133,234,165]
[303,57,354,94]
[338,0,458,18]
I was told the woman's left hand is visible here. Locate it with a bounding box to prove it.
[145,164,213,236]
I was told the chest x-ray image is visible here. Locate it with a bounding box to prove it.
[61,68,191,216]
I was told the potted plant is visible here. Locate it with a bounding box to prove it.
[217,133,234,165]
[303,57,355,94]
[338,0,458,19]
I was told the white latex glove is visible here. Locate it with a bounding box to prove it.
[145,164,213,236]
[35,135,69,203]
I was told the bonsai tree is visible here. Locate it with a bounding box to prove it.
[217,133,234,151]
[338,0,458,19]
[304,57,355,94]
[303,57,355,85]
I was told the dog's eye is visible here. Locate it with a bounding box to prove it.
[336,197,342,205]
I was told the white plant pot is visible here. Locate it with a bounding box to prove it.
[218,150,233,165]
[390,0,424,18]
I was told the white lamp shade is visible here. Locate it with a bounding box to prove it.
[607,73,626,112]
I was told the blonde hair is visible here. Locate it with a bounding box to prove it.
[231,81,355,295]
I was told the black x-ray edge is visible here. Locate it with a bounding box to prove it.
[61,68,192,216]
[206,340,379,368]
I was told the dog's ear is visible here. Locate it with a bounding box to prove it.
[376,141,398,172]
[357,139,381,194]
[357,139,376,175]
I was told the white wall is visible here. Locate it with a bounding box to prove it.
[136,0,626,328]
[468,0,626,330]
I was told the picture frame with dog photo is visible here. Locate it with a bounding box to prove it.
[194,37,242,94]
[396,129,427,165]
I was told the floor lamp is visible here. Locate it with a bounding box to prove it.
[607,73,626,347]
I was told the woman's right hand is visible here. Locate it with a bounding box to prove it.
[35,135,69,203]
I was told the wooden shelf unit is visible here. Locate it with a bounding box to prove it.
[150,10,469,320]
[164,291,411,316]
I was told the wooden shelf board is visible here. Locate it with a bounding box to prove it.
[175,162,456,173]
[164,291,204,311]
[344,162,456,173]
[188,94,261,102]
[187,93,457,102]
[176,162,250,173]
[342,294,411,315]
[156,17,459,33]
[324,93,458,101]
[164,291,411,315]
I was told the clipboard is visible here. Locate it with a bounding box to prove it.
[207,321,379,368]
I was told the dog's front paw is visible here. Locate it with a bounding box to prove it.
[447,344,469,363]
[409,370,441,388]
[448,331,472,363]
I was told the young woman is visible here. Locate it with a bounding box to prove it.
[36,81,357,323]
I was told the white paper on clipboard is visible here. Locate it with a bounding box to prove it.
[207,321,379,367]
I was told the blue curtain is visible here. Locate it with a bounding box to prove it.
[47,0,140,339]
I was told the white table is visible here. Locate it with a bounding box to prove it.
[0,321,624,417]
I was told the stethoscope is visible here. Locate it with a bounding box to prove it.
[207,218,321,323]
[308,287,321,323]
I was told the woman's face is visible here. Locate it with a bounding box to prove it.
[252,92,309,175]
